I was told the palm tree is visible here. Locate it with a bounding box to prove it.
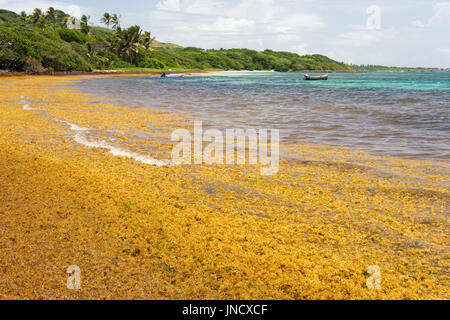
[61,16,69,28]
[100,12,112,29]
[107,25,126,59]
[80,15,91,35]
[108,25,142,64]
[81,15,90,26]
[20,11,27,21]
[140,31,155,50]
[46,7,56,22]
[121,26,141,64]
[31,8,42,24]
[111,14,121,29]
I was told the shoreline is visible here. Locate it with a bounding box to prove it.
[3,69,448,79]
[0,75,448,299]
[0,69,359,77]
[0,70,215,77]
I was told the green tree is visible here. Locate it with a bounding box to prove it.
[109,25,142,64]
[80,15,90,34]
[81,15,89,25]
[107,26,122,56]
[61,16,69,28]
[111,14,121,29]
[140,31,155,50]
[100,12,112,29]
[31,8,42,24]
[46,7,56,22]
[20,11,27,21]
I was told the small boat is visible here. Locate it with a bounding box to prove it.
[303,73,328,81]
[161,72,185,78]
[166,73,185,78]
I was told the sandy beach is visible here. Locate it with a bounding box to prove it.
[0,75,448,299]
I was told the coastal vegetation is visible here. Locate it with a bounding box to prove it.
[0,8,353,73]
[350,64,447,72]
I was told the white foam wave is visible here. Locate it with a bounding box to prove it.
[55,119,90,131]
[23,104,36,111]
[20,98,169,168]
[74,133,169,167]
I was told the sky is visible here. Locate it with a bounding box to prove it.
[1,0,449,67]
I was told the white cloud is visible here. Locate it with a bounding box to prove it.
[337,30,386,47]
[278,34,302,42]
[290,43,308,54]
[145,0,447,67]
[150,0,319,54]
[198,17,255,32]
[439,47,450,56]
[228,0,280,21]
[156,0,181,12]
[155,0,324,30]
[412,2,450,28]
[269,13,326,32]
[332,20,398,48]
[412,19,426,28]
[65,4,81,17]
[184,0,223,15]
[428,2,450,25]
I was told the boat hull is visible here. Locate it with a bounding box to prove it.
[303,73,329,81]
[304,76,328,81]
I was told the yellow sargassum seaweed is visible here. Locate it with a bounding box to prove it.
[0,75,448,300]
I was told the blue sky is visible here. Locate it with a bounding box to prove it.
[1,0,449,67]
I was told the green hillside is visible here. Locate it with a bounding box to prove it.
[0,9,23,24]
[350,64,446,72]
[0,8,353,73]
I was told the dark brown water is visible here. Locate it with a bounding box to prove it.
[73,72,450,162]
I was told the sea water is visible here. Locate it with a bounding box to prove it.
[73,72,450,162]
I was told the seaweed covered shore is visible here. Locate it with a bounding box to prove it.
[0,75,448,299]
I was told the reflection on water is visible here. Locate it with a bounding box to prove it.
[73,72,450,162]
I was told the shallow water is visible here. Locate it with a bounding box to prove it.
[73,72,450,162]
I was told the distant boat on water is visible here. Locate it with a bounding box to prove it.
[303,74,329,80]
[166,73,185,78]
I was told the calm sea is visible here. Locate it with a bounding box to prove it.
[74,72,450,162]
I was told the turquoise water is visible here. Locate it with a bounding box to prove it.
[75,72,450,162]
[204,71,450,90]
[208,72,450,91]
